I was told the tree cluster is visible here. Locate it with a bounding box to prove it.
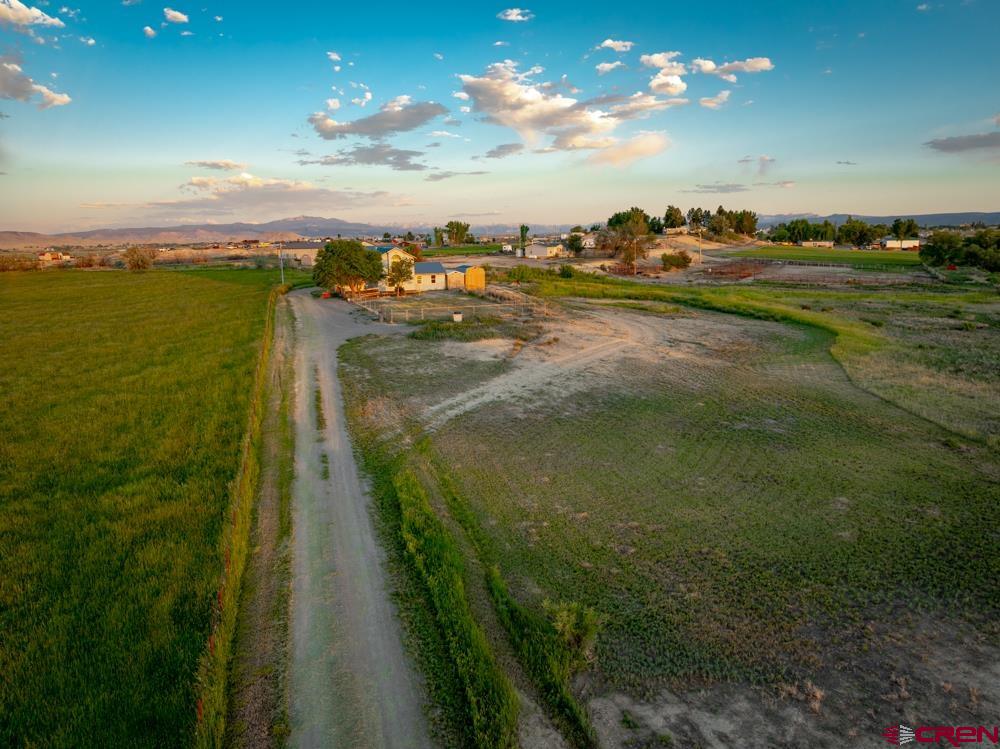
[313,239,383,294]
[920,229,1000,271]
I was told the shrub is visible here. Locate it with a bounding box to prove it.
[0,254,40,272]
[559,264,575,279]
[661,251,692,271]
[122,247,156,271]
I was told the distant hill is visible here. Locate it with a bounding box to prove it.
[758,212,1000,228]
[0,215,578,250]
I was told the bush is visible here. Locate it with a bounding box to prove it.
[122,247,156,271]
[559,264,575,278]
[0,254,40,272]
[661,251,692,270]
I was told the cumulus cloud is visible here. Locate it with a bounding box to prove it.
[691,56,773,83]
[649,71,686,95]
[351,90,373,107]
[299,143,429,171]
[163,7,188,23]
[588,131,670,167]
[185,159,248,171]
[430,130,461,138]
[453,91,470,100]
[497,7,533,21]
[916,3,929,10]
[481,142,524,159]
[433,52,444,60]
[309,98,448,140]
[326,51,341,62]
[596,61,624,75]
[1,56,71,108]
[425,170,488,182]
[143,25,156,38]
[0,0,64,29]
[640,51,684,72]
[699,90,730,109]
[607,92,688,118]
[924,132,1000,153]
[598,38,633,53]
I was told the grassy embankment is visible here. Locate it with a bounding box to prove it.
[0,268,306,747]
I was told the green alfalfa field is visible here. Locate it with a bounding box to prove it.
[0,267,304,747]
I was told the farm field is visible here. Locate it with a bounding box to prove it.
[0,268,302,747]
[730,245,923,267]
[339,276,1000,747]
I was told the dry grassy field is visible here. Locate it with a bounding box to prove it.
[339,273,1000,747]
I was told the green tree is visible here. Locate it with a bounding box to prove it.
[122,247,155,271]
[607,207,650,232]
[648,216,664,234]
[919,230,964,266]
[445,221,470,245]
[570,225,584,233]
[383,231,392,240]
[663,205,685,229]
[891,218,919,247]
[386,257,414,295]
[565,234,584,256]
[519,224,530,249]
[405,230,415,241]
[433,227,444,247]
[313,239,383,294]
[686,207,706,231]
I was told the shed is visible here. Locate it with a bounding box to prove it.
[456,265,486,292]
[413,261,447,291]
[446,270,465,290]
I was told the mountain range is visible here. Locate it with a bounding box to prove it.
[1,213,997,250]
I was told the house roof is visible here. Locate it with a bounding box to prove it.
[414,261,446,275]
[455,264,472,273]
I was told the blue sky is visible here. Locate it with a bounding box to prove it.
[1,0,998,232]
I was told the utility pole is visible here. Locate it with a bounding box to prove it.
[278,242,285,285]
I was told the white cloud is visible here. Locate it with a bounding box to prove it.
[299,143,429,172]
[497,7,533,22]
[738,154,776,175]
[326,51,341,62]
[916,3,930,10]
[143,25,156,38]
[649,71,686,95]
[452,91,470,100]
[79,36,95,46]
[433,52,444,60]
[609,92,688,118]
[185,159,248,171]
[596,61,624,75]
[598,38,633,53]
[460,106,471,113]
[179,30,193,36]
[1,57,71,108]
[588,131,670,167]
[214,15,222,21]
[493,40,509,46]
[163,7,188,23]
[699,90,730,109]
[326,97,340,110]
[0,0,64,29]
[639,52,683,70]
[351,91,373,107]
[431,130,461,138]
[691,56,773,83]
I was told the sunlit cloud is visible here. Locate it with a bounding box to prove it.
[699,90,730,109]
[588,131,670,167]
[0,0,65,30]
[185,159,248,171]
[309,98,447,140]
[497,7,533,22]
[163,7,188,23]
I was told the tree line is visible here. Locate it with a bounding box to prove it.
[604,204,758,238]
[766,216,919,248]
[920,228,1000,271]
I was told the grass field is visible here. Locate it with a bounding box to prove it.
[0,267,304,747]
[731,245,923,267]
[423,244,501,257]
[339,272,1000,745]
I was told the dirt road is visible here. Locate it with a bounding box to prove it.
[287,291,432,749]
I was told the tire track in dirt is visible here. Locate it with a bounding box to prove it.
[287,292,431,749]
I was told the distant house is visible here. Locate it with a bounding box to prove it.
[798,240,834,248]
[664,227,689,236]
[880,238,920,250]
[581,233,597,250]
[412,261,447,291]
[524,242,564,259]
[501,244,514,253]
[37,250,72,264]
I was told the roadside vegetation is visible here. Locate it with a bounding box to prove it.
[0,268,303,747]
